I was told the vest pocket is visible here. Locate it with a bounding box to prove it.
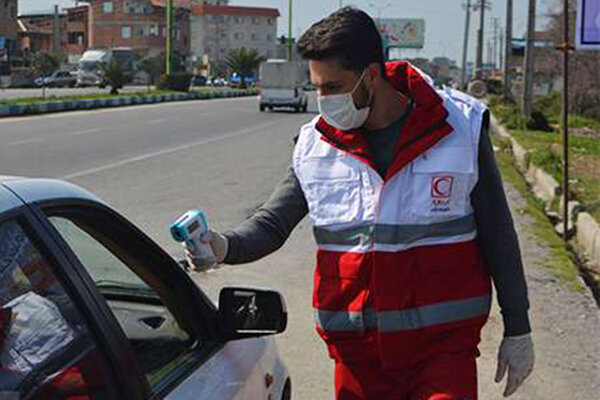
[301,158,362,226]
[313,252,371,337]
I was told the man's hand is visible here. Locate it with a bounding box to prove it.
[184,230,228,272]
[495,334,535,397]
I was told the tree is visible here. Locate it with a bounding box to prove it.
[101,60,129,95]
[31,53,60,98]
[140,52,185,87]
[545,0,600,119]
[224,47,263,88]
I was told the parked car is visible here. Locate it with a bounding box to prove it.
[0,176,291,400]
[35,70,77,88]
[191,75,207,87]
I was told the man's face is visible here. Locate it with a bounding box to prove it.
[309,59,372,109]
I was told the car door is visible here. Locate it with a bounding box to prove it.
[32,200,274,400]
[0,207,126,399]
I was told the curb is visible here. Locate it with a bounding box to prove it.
[0,89,257,118]
[577,213,600,269]
[491,114,600,276]
[525,164,561,205]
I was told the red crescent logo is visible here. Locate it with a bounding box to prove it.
[431,176,454,199]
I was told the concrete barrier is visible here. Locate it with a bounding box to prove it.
[525,165,561,205]
[0,89,258,118]
[577,212,600,270]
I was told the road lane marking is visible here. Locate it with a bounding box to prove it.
[61,120,281,180]
[9,137,44,146]
[144,119,167,124]
[68,128,104,136]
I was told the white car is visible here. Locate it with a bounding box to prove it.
[0,176,291,400]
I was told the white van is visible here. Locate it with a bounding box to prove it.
[259,59,309,113]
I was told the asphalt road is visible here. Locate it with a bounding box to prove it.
[1,98,598,399]
[0,97,334,398]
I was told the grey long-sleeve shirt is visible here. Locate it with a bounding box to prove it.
[223,112,531,337]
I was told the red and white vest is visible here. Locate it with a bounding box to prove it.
[292,62,492,368]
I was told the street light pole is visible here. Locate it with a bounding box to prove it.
[503,0,513,101]
[166,0,173,75]
[460,0,472,90]
[288,0,293,60]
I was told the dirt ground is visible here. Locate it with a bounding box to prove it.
[477,182,600,399]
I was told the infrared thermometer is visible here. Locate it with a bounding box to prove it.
[170,210,216,268]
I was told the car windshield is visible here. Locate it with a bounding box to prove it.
[79,61,98,72]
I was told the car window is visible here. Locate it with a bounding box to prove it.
[0,219,117,399]
[48,215,202,395]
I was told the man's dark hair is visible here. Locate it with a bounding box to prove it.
[297,7,386,77]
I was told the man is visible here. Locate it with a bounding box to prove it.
[186,8,534,400]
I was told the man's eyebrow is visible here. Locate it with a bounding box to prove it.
[314,81,343,88]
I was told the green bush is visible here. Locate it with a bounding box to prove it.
[527,110,553,132]
[159,73,193,92]
[483,78,503,95]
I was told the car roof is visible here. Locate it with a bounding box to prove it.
[0,177,106,216]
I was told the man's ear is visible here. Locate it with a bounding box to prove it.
[366,63,382,90]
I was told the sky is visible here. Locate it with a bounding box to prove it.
[17,0,560,63]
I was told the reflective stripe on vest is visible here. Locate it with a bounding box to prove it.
[315,295,491,333]
[313,214,476,248]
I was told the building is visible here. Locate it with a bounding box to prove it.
[18,11,67,56]
[190,0,279,73]
[0,0,18,74]
[18,6,89,64]
[509,31,560,96]
[89,0,191,61]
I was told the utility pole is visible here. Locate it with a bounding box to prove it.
[288,0,293,60]
[474,0,490,79]
[53,5,60,55]
[523,0,536,117]
[503,0,513,101]
[560,0,571,241]
[499,31,504,73]
[492,17,499,71]
[460,0,472,89]
[166,0,173,75]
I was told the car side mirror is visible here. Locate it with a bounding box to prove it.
[218,287,287,340]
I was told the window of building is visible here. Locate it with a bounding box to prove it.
[102,1,113,13]
[149,24,159,37]
[268,18,274,25]
[121,26,132,39]
[252,17,260,25]
[251,33,257,41]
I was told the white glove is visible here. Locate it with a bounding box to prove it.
[184,230,228,272]
[495,333,535,397]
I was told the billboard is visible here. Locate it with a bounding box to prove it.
[576,0,600,50]
[376,19,425,49]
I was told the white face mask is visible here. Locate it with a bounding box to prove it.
[318,69,372,131]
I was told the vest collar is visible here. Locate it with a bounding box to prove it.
[315,61,454,180]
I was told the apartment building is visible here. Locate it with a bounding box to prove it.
[89,0,190,60]
[190,0,279,70]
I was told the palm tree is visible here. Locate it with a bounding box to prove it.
[224,47,263,88]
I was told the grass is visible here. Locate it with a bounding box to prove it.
[492,135,586,292]
[0,87,254,106]
[508,129,600,221]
